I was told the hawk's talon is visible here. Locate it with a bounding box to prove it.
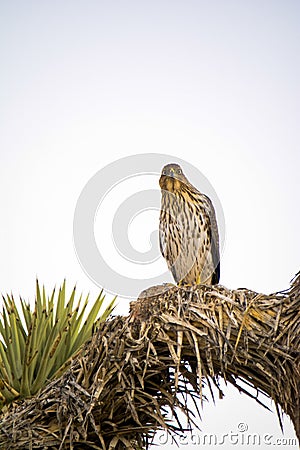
[177,280,195,288]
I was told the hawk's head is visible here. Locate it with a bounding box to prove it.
[159,163,188,192]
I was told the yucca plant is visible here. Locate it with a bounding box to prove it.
[0,275,300,448]
[0,280,115,409]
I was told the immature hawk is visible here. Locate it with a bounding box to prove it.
[159,163,220,285]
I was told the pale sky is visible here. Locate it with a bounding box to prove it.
[0,1,299,448]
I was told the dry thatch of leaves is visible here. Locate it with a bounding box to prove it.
[0,273,300,449]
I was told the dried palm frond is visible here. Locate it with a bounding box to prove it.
[0,273,299,449]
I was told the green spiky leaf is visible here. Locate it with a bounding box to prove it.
[0,281,115,408]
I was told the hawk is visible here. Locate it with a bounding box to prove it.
[159,163,220,285]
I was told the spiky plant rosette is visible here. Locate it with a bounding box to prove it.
[0,273,299,449]
[0,280,115,409]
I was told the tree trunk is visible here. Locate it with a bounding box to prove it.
[0,274,300,449]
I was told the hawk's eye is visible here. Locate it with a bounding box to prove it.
[162,169,167,175]
[177,168,182,174]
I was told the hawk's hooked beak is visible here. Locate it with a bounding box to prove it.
[169,168,175,178]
